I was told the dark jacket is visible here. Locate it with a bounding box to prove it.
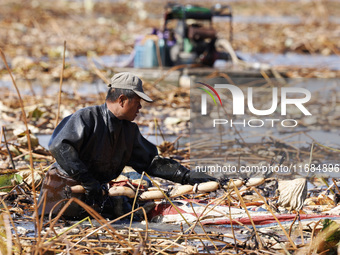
[48,103,158,184]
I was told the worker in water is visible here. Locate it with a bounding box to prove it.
[38,72,216,219]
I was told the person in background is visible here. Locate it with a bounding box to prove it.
[38,72,216,219]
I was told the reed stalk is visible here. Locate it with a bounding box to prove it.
[232,180,263,250]
[1,127,15,169]
[189,201,219,250]
[40,197,132,254]
[55,40,66,127]
[0,48,41,253]
[1,201,22,253]
[0,49,33,169]
[128,171,145,242]
[144,172,191,227]
[251,187,297,250]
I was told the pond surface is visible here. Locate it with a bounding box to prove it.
[80,52,340,71]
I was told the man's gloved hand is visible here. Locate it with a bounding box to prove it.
[82,179,102,207]
[148,156,218,185]
[182,170,217,185]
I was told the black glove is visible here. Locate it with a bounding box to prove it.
[81,179,102,207]
[148,156,217,185]
[182,170,217,185]
[148,156,190,184]
[72,171,101,205]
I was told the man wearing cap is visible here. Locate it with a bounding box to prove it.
[38,72,216,219]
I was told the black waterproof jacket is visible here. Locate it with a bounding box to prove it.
[49,103,158,184]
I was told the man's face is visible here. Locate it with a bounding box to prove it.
[121,96,142,121]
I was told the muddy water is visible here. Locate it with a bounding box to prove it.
[236,52,340,71]
[85,52,340,70]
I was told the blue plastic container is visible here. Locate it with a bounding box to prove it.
[133,44,145,68]
[133,39,158,68]
[144,39,158,68]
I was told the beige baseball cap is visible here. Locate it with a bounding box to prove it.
[108,72,153,102]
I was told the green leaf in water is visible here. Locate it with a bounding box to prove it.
[30,107,44,121]
[0,174,14,191]
[13,173,23,184]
